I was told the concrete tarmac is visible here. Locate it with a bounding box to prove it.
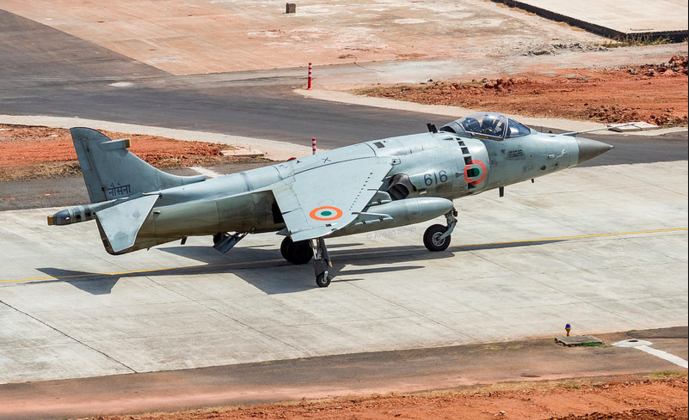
[0,1,687,408]
[0,327,686,420]
[496,0,688,39]
[1,160,686,385]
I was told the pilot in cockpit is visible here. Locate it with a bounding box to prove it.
[480,114,505,137]
[463,117,481,133]
[442,113,532,139]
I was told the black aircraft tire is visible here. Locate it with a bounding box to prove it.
[316,273,331,288]
[280,237,294,263]
[424,224,451,252]
[213,232,227,246]
[289,240,314,265]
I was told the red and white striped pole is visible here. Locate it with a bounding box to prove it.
[312,138,317,155]
[307,62,313,90]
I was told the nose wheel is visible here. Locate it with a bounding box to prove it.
[423,208,458,252]
[424,224,452,252]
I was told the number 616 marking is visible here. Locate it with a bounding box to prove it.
[424,170,448,186]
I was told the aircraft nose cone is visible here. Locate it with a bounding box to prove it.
[577,137,614,165]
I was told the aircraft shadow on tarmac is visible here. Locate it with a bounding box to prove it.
[36,268,122,295]
[34,239,561,295]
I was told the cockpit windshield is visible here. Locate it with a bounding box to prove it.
[506,118,532,138]
[440,112,533,140]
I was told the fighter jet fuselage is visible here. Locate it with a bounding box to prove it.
[49,113,614,287]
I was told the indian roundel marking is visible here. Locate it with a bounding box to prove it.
[310,206,344,221]
[464,159,487,185]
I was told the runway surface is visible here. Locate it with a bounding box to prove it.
[1,160,686,385]
[0,5,687,417]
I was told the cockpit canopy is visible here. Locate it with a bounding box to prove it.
[440,112,533,140]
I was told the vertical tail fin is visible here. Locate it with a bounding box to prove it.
[71,127,206,203]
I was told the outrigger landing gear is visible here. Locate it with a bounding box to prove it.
[213,231,249,253]
[312,238,333,288]
[423,208,458,252]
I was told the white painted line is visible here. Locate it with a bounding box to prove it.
[613,339,688,369]
[639,346,689,369]
[189,166,223,179]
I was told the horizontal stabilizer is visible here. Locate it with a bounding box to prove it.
[95,195,159,253]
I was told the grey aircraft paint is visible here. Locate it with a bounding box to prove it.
[48,112,613,287]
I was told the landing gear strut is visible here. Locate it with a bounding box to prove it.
[312,238,332,288]
[280,237,314,265]
[280,236,333,287]
[423,208,458,252]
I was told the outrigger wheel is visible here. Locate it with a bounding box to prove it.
[280,237,314,264]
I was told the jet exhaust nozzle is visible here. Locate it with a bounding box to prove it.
[576,137,614,165]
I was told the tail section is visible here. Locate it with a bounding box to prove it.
[71,127,206,203]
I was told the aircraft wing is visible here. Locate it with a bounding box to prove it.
[272,157,393,242]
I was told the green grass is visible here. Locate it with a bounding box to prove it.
[559,381,583,389]
[580,342,604,347]
[485,344,523,351]
[649,370,685,379]
[598,35,673,48]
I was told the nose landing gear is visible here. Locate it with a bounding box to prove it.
[423,208,458,252]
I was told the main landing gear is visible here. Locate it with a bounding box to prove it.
[280,236,332,288]
[423,208,458,252]
[280,237,314,265]
[278,208,459,288]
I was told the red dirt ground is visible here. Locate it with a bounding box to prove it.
[0,125,261,181]
[357,56,688,127]
[1,57,686,181]
[86,377,687,420]
[0,125,228,166]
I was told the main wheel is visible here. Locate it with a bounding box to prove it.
[424,224,451,252]
[316,272,332,288]
[280,236,293,262]
[280,237,314,264]
[290,240,314,264]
